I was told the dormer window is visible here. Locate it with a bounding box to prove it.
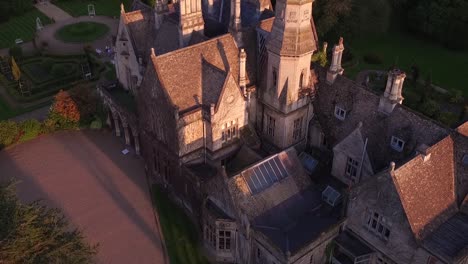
[390,136,405,152]
[334,106,346,120]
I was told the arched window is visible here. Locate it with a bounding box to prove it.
[299,71,304,90]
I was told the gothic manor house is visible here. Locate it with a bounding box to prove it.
[97,0,468,263]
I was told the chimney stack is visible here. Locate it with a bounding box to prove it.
[230,0,241,31]
[326,37,345,85]
[378,69,406,115]
[239,49,247,96]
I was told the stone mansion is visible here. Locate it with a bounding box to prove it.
[97,0,468,263]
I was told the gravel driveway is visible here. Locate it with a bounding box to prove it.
[0,130,166,264]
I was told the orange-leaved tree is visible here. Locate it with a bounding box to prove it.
[52,90,80,122]
[44,90,80,131]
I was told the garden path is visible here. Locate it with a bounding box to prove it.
[0,130,167,264]
[10,104,51,122]
[36,16,118,55]
[34,1,73,22]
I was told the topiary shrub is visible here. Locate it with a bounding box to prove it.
[41,58,54,72]
[19,119,42,142]
[0,120,20,148]
[51,64,67,77]
[363,53,383,65]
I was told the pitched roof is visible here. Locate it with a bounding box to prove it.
[423,212,468,262]
[453,131,468,205]
[314,69,449,171]
[391,136,457,241]
[122,9,156,60]
[150,34,241,114]
[457,121,468,137]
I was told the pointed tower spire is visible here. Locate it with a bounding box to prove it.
[326,37,345,84]
[267,0,318,56]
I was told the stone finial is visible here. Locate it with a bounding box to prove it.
[357,121,363,129]
[339,37,344,46]
[389,161,396,172]
[150,47,156,57]
[120,3,125,13]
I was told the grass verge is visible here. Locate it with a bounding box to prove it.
[151,185,210,264]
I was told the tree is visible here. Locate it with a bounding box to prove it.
[45,90,80,131]
[0,181,98,263]
[69,84,98,124]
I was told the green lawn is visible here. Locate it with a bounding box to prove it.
[53,0,132,17]
[343,31,468,95]
[0,8,52,49]
[55,22,110,43]
[152,185,210,264]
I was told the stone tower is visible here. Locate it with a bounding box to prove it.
[179,0,204,46]
[261,0,318,150]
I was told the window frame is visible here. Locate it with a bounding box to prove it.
[266,115,275,137]
[390,136,405,152]
[345,157,359,183]
[218,230,231,251]
[365,210,391,241]
[221,120,239,143]
[292,117,304,141]
[334,106,347,120]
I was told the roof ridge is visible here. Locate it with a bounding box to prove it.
[153,34,236,59]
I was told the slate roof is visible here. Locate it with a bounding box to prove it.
[122,9,208,62]
[313,69,449,172]
[149,34,242,114]
[423,212,468,262]
[122,9,156,60]
[253,186,342,254]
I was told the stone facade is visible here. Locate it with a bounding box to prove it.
[97,0,468,263]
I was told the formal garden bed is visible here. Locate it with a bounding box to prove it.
[52,0,132,17]
[55,22,110,43]
[366,72,467,128]
[3,52,107,104]
[151,185,210,264]
[0,8,52,49]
